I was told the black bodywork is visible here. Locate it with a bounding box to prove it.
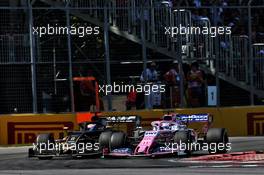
[28,115,141,159]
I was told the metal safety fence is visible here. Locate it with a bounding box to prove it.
[0,1,263,113]
[253,43,264,90]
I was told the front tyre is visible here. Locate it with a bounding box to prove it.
[99,131,113,149]
[206,128,229,154]
[38,156,53,160]
[174,130,192,155]
[110,132,127,150]
[36,133,55,160]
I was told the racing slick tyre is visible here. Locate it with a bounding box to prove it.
[174,130,192,155]
[38,156,53,160]
[110,132,127,149]
[36,133,55,160]
[99,131,113,149]
[36,133,54,143]
[206,128,229,154]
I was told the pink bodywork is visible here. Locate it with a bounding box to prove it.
[134,120,175,155]
[107,113,212,157]
[134,130,158,154]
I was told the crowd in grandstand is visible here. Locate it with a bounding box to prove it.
[159,0,263,42]
[126,61,206,110]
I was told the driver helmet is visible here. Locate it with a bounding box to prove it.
[86,124,96,131]
[161,122,170,130]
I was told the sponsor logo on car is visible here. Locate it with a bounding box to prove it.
[106,115,138,123]
[144,131,158,136]
[112,148,132,154]
[177,114,209,122]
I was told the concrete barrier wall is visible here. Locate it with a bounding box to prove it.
[0,106,263,145]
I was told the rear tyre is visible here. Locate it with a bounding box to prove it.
[38,156,53,160]
[174,130,192,155]
[110,132,127,149]
[206,128,229,154]
[36,133,54,144]
[99,131,113,149]
[36,133,54,160]
[28,148,34,158]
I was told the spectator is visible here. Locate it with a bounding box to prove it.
[140,62,159,109]
[187,62,204,107]
[140,62,158,82]
[174,0,189,6]
[193,0,201,7]
[164,61,180,86]
[134,0,150,24]
[163,61,181,107]
[155,0,173,8]
[126,89,137,110]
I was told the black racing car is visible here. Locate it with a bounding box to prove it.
[28,115,141,159]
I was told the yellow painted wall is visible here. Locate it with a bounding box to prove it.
[0,113,77,145]
[102,106,264,137]
[0,106,263,145]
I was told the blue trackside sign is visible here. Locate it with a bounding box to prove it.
[176,114,209,122]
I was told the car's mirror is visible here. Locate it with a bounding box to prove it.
[100,118,107,126]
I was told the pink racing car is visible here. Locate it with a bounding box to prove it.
[99,113,229,157]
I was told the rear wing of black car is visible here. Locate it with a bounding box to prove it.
[103,115,142,136]
[105,115,140,123]
[79,115,141,131]
[104,115,141,127]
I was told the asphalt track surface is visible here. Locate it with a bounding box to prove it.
[0,137,263,175]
